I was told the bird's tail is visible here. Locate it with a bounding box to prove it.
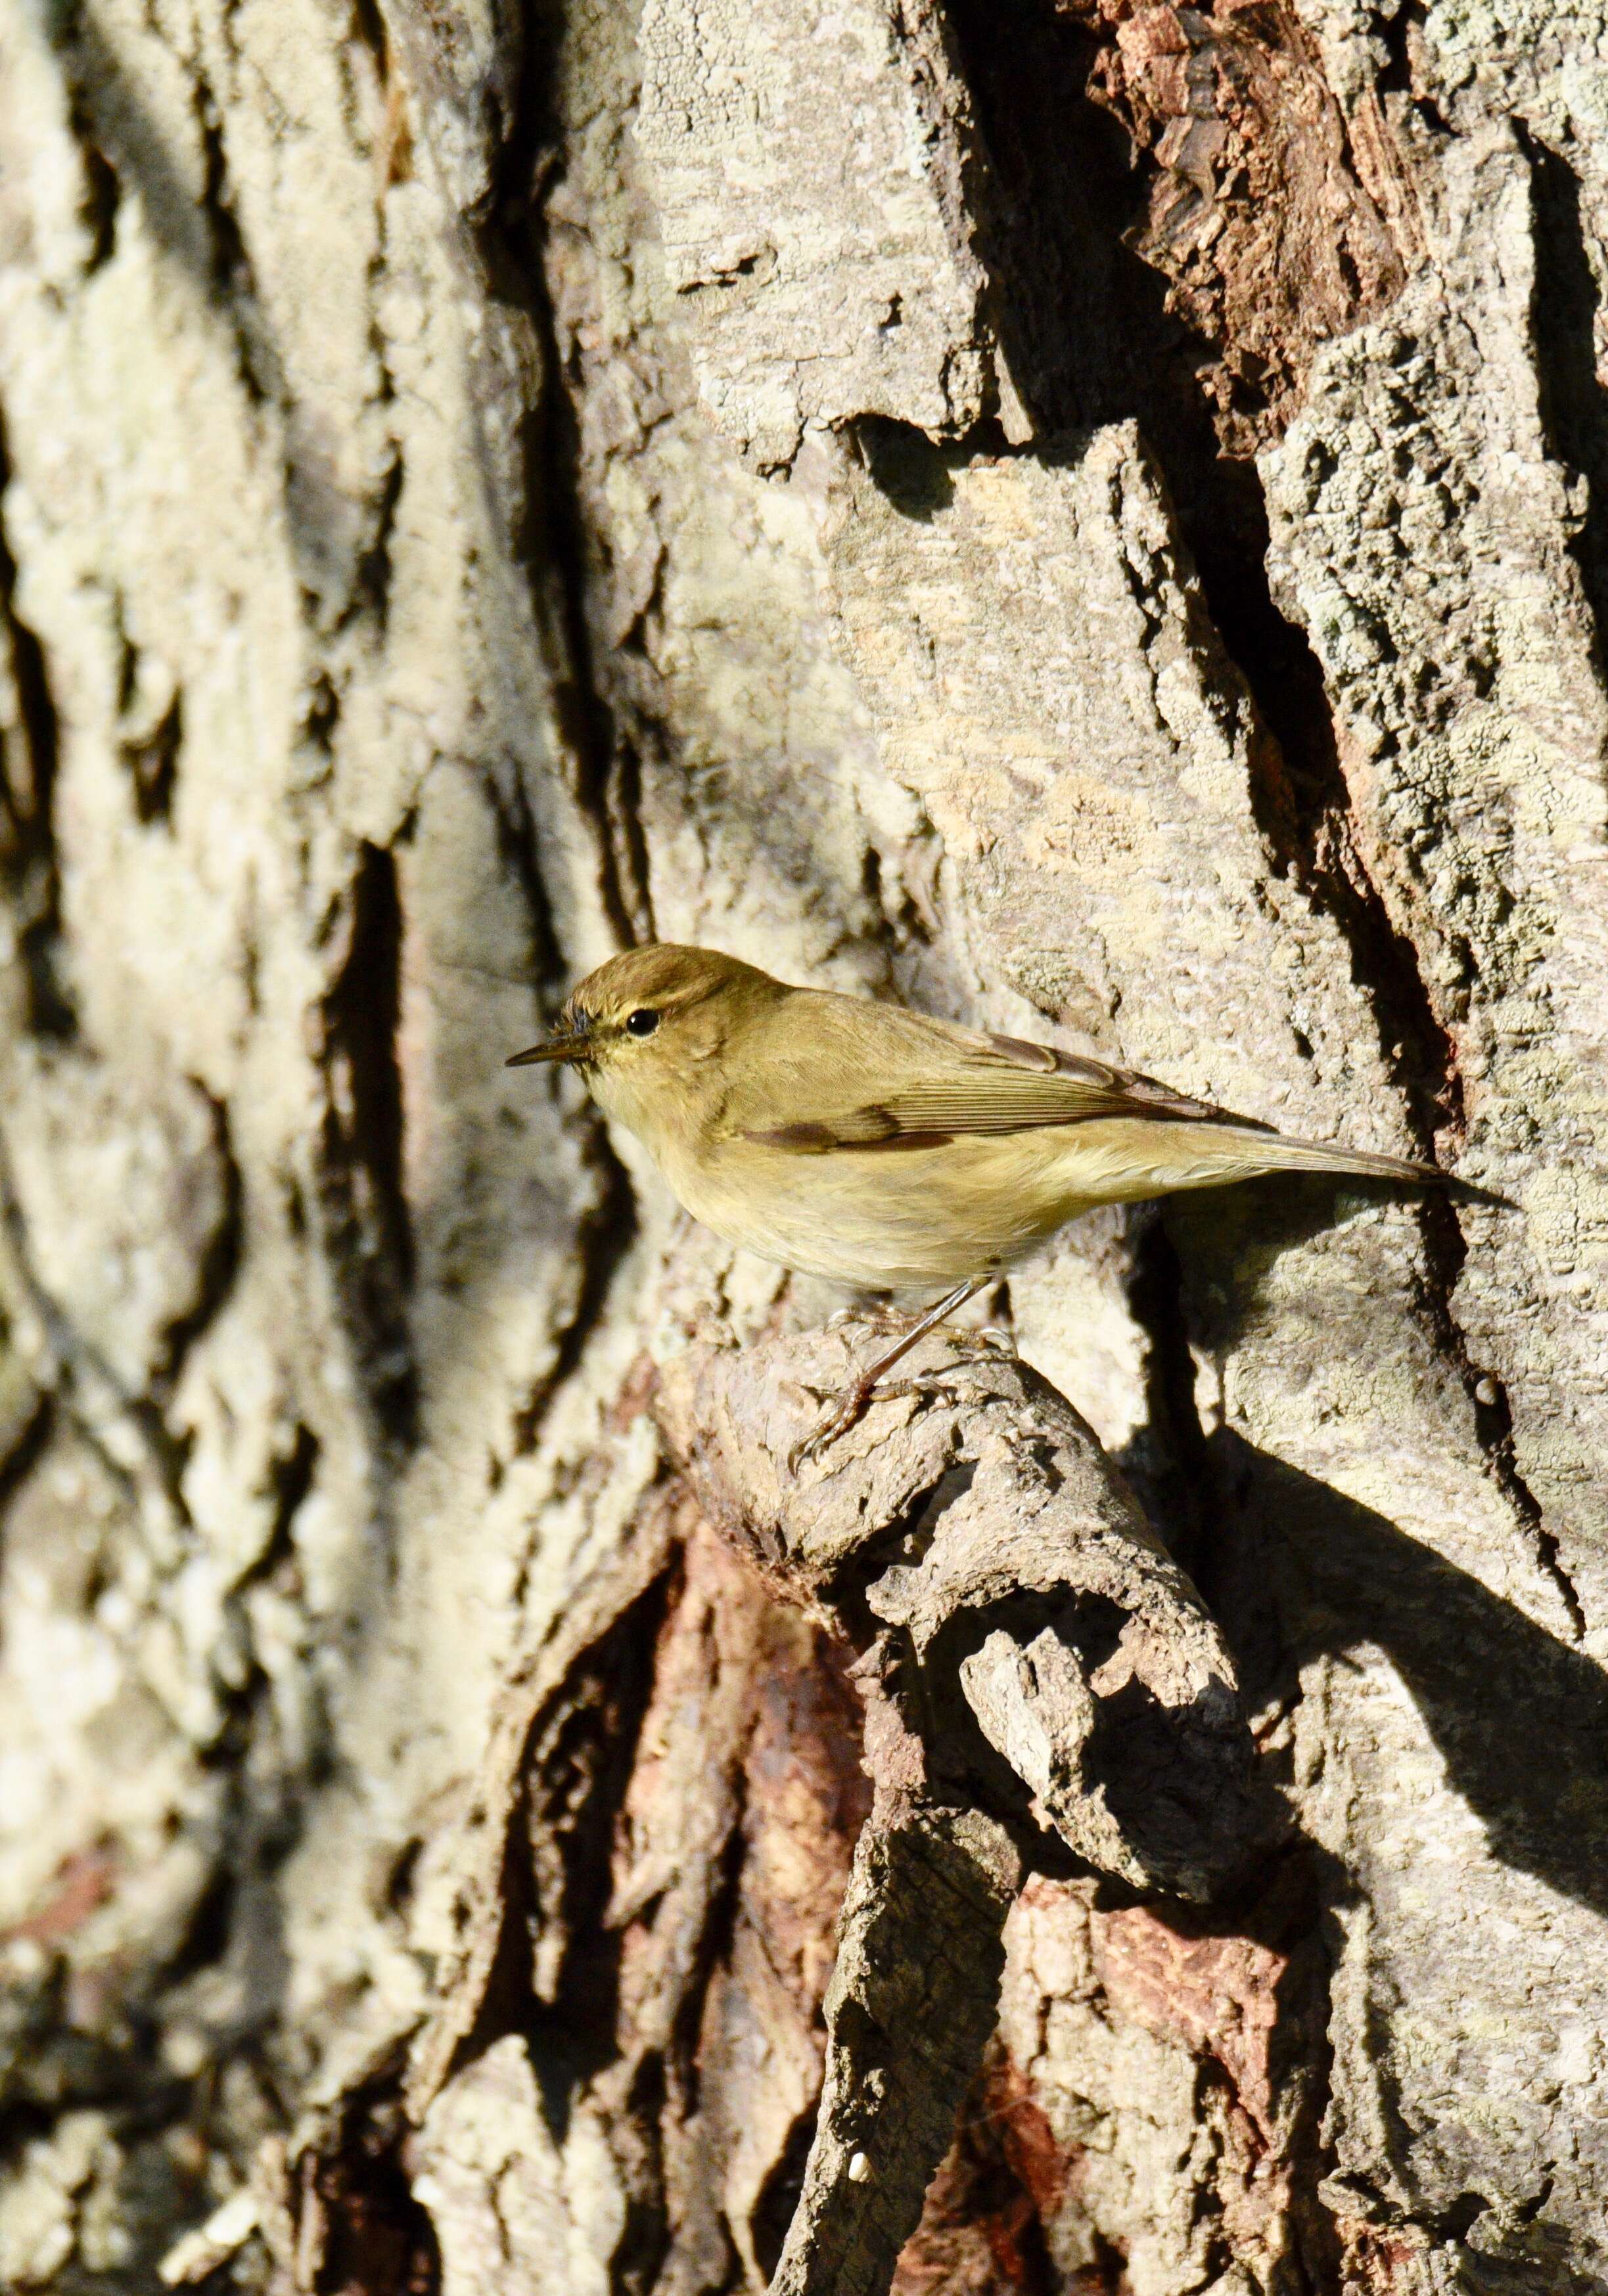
[1214,1126,1511,1207]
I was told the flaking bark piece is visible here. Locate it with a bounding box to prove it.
[654,1318,1258,1902]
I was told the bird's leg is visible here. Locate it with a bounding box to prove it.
[791,1276,988,1472]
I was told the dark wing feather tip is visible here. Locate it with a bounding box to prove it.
[742,1122,838,1152]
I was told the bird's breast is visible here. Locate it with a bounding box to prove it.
[649,1127,1099,1290]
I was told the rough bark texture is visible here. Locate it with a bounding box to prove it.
[0,0,1605,2287]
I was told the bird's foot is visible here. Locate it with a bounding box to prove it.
[788,1375,880,1473]
[793,1277,991,1472]
[788,1373,957,1473]
[825,1299,911,1336]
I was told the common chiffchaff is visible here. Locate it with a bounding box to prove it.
[509,945,1473,1462]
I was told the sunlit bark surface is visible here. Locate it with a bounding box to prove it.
[1,0,1607,2287]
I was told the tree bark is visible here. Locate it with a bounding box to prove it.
[0,0,1605,2289]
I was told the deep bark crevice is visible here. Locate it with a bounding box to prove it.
[0,407,73,1041]
[438,1758,545,2093]
[610,2049,672,2296]
[1211,484,1465,1149]
[1376,1,1454,140]
[191,74,283,415]
[64,76,122,271]
[477,0,656,952]
[354,448,405,639]
[309,2073,442,2296]
[262,1421,321,1574]
[0,1382,51,1513]
[319,838,419,1458]
[154,1083,244,1402]
[510,1572,672,2094]
[120,690,184,828]
[752,2107,821,2287]
[1518,122,1608,665]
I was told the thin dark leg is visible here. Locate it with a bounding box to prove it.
[791,1276,988,1472]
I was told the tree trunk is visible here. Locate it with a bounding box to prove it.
[0,0,1605,2287]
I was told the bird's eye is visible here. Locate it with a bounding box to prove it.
[625,1008,660,1038]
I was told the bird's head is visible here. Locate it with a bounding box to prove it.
[507,943,781,1137]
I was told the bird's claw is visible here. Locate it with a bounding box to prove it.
[825,1301,909,1336]
[788,1375,944,1474]
[788,1382,876,1474]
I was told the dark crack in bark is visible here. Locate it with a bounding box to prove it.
[1375,0,1454,141]
[319,838,418,1460]
[1518,122,1608,673]
[152,1081,243,1403]
[482,745,565,999]
[478,0,656,951]
[120,690,183,828]
[1415,1200,1587,1642]
[301,2071,442,2296]
[1212,491,1465,1152]
[522,1577,669,2058]
[354,446,405,638]
[0,406,73,1041]
[64,71,121,271]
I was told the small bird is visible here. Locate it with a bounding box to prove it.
[508,945,1477,1464]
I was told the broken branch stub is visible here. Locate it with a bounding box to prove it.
[653,1317,1260,1905]
[768,1799,1021,2296]
[655,1318,1260,2296]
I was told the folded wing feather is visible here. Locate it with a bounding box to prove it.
[733,1004,1271,1152]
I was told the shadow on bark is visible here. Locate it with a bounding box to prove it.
[1216,1431,1608,1924]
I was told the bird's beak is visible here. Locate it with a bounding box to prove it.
[506,1033,589,1068]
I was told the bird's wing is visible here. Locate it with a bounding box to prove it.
[729,1002,1268,1153]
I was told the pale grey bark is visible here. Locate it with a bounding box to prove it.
[0,0,1606,2289]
